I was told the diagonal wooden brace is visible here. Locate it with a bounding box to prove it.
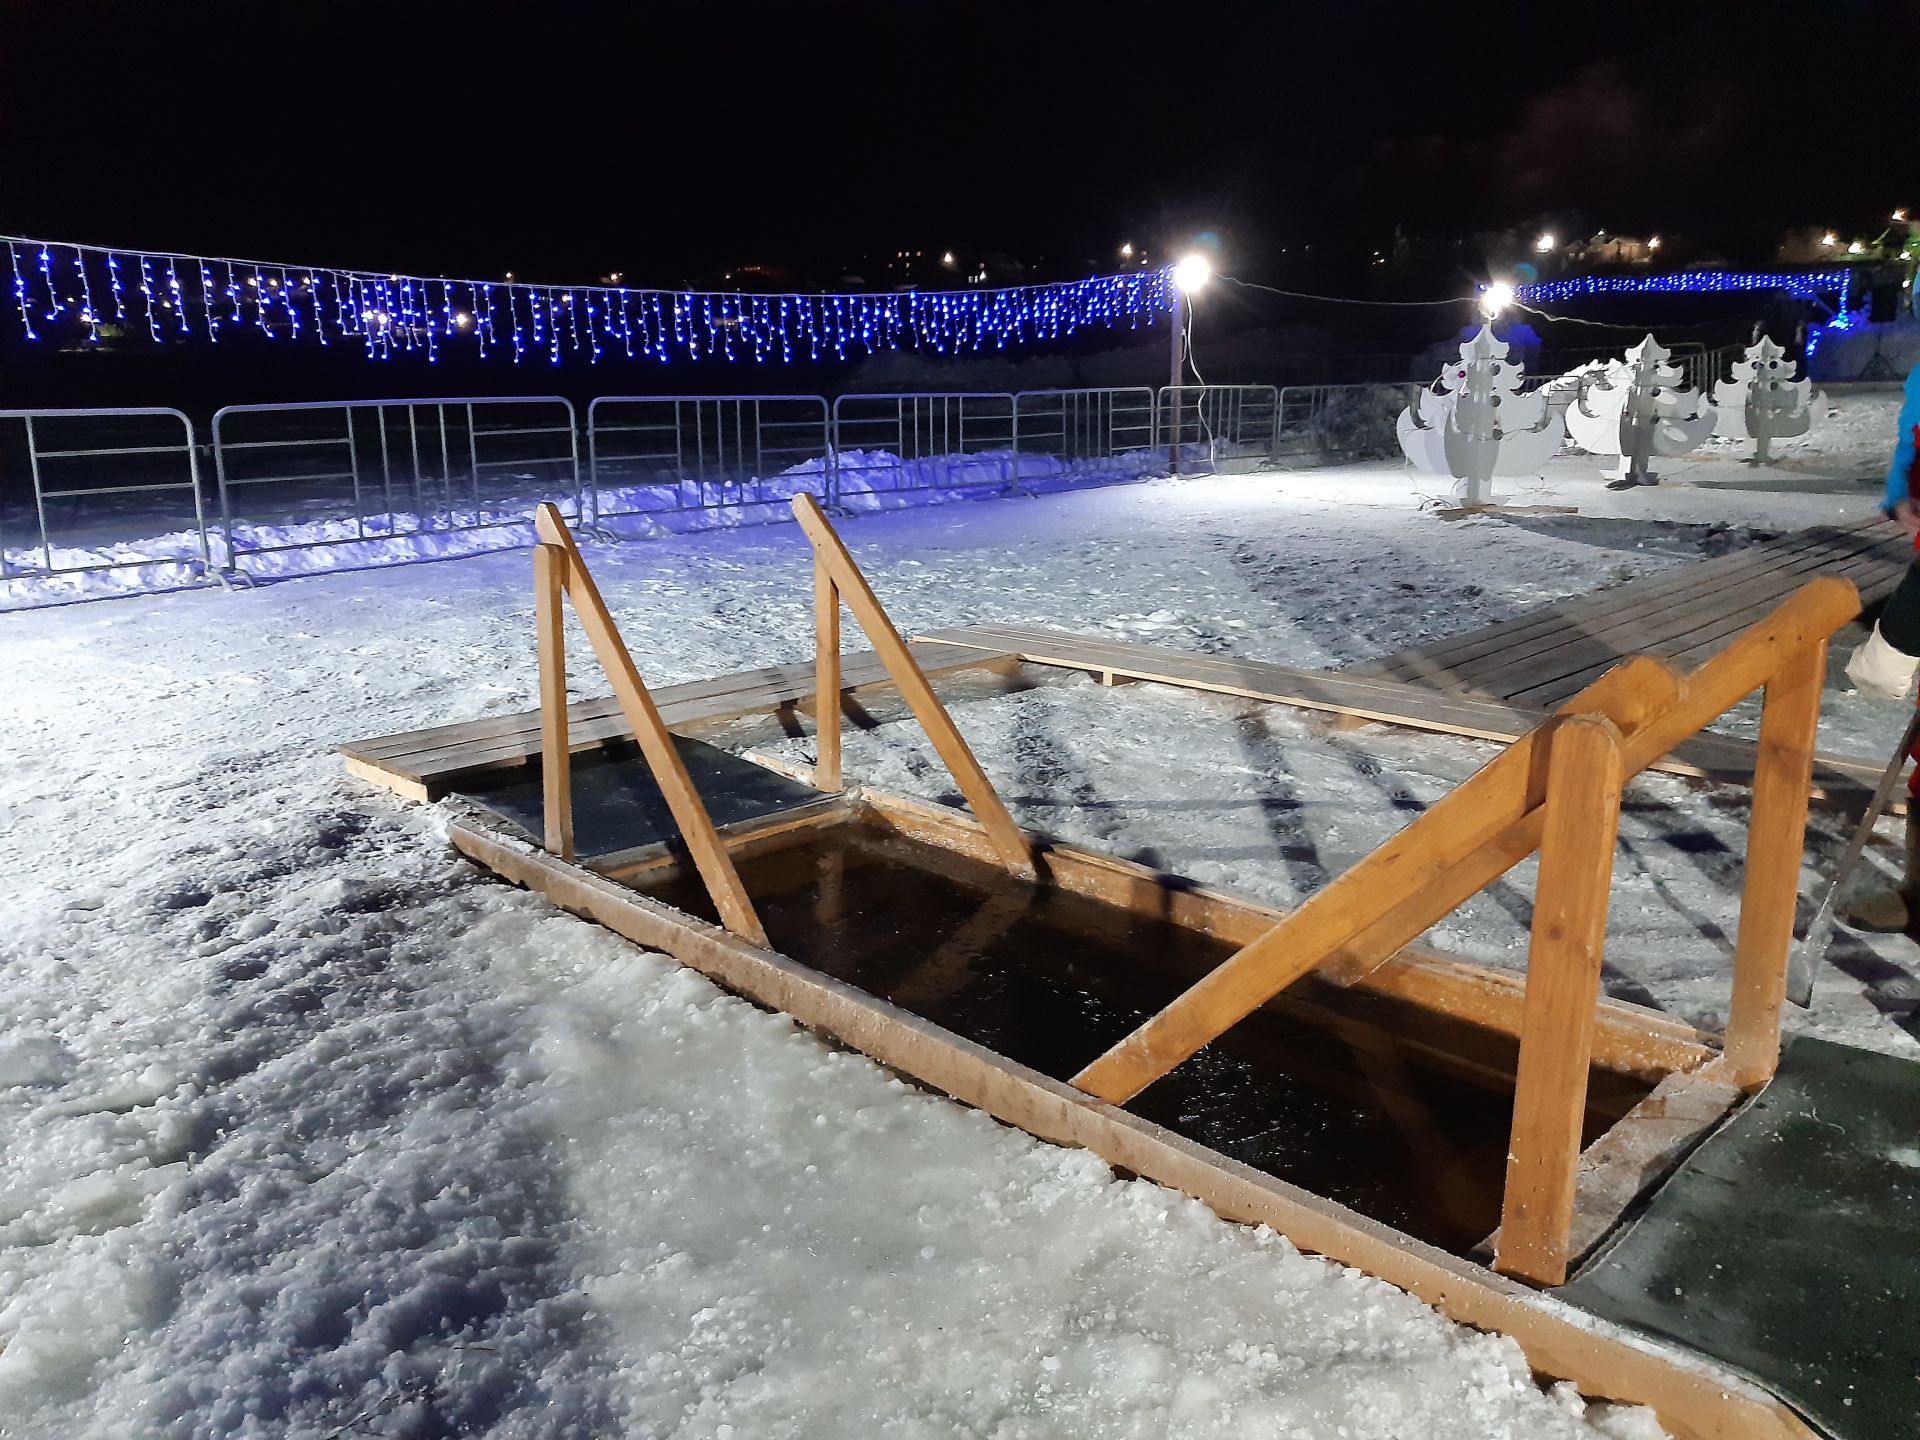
[1071,656,1682,1104]
[532,504,769,947]
[791,492,1036,878]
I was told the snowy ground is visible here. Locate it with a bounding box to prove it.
[2,391,1914,1438]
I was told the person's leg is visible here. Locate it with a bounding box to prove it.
[1843,706,1920,933]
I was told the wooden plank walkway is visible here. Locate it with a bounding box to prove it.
[915,623,1887,809]
[1350,515,1910,707]
[340,641,1016,801]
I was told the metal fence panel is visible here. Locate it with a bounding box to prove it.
[1268,384,1405,466]
[212,396,580,572]
[0,407,211,595]
[1155,385,1281,473]
[829,392,1017,504]
[588,395,831,526]
[1010,388,1159,488]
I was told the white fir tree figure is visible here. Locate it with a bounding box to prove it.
[1710,336,1824,462]
[1567,334,1715,487]
[1397,326,1564,507]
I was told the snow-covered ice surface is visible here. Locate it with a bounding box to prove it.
[3,388,1915,1436]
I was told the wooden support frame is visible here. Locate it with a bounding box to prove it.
[531,504,769,947]
[1072,657,1684,1104]
[791,493,1035,878]
[1724,642,1826,1090]
[813,554,842,792]
[1495,715,1627,1286]
[534,542,574,860]
[1073,577,1859,1107]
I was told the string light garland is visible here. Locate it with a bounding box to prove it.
[0,233,1173,366]
[1515,268,1856,307]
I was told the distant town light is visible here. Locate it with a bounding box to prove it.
[1172,253,1210,293]
[1480,281,1515,318]
[1648,235,1663,250]
[1533,232,1556,253]
[1895,209,1909,223]
[454,312,472,328]
[1821,232,1839,248]
[941,251,956,266]
[1848,240,1865,255]
[1119,241,1135,259]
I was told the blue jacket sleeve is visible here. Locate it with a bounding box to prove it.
[1884,365,1920,512]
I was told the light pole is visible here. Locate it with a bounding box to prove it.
[1167,253,1210,474]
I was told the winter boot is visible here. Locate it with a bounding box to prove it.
[1843,810,1920,934]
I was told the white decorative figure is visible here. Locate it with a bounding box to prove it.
[1567,334,1715,487]
[1711,336,1824,462]
[1397,326,1565,507]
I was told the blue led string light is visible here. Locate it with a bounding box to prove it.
[1515,268,1855,308]
[106,252,127,325]
[8,243,38,340]
[0,232,1177,365]
[136,255,162,341]
[72,247,100,341]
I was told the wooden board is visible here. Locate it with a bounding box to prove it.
[1351,516,1907,706]
[913,624,1894,813]
[444,802,1816,1440]
[338,641,1017,802]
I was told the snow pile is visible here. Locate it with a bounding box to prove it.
[4,448,1173,611]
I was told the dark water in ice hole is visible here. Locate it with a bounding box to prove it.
[631,825,1648,1254]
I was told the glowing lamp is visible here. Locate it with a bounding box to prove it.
[1480,281,1515,318]
[1172,253,1210,293]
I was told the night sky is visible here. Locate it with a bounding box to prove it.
[1,0,1913,290]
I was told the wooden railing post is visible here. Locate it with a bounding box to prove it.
[1495,715,1626,1287]
[814,554,842,792]
[1725,641,1827,1090]
[535,541,574,861]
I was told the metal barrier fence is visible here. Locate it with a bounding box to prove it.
[15,368,1718,607]
[1010,387,1159,488]
[829,392,1018,502]
[210,397,580,570]
[0,407,211,589]
[1156,385,1281,473]
[587,395,832,526]
[1269,384,1404,465]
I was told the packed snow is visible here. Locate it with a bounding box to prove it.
[2,385,1916,1437]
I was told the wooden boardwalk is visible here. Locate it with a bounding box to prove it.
[916,624,1886,808]
[340,641,1015,801]
[342,518,1905,812]
[1349,515,1911,707]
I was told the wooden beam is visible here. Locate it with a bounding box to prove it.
[447,807,1818,1440]
[534,542,574,861]
[1724,643,1827,1090]
[532,504,769,947]
[814,555,842,792]
[1495,716,1626,1286]
[1479,1061,1743,1273]
[1071,657,1683,1105]
[791,493,1035,878]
